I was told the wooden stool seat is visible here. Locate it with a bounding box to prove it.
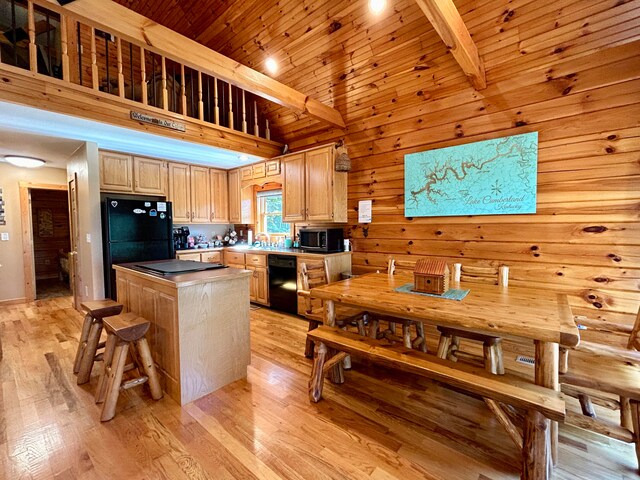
[96,312,162,422]
[74,299,123,384]
[80,300,123,319]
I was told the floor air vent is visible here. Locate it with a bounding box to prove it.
[516,355,535,366]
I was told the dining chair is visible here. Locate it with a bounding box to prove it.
[436,263,510,375]
[298,259,368,358]
[367,258,428,352]
[559,306,640,471]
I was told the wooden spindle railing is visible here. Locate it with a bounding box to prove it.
[27,1,37,72]
[1,0,276,141]
[116,37,124,98]
[197,71,204,121]
[60,15,70,81]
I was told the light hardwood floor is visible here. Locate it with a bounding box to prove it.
[0,297,636,479]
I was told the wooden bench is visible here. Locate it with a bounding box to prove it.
[308,326,565,480]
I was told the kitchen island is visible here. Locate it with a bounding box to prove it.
[113,261,251,405]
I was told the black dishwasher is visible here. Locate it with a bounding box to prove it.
[268,255,298,314]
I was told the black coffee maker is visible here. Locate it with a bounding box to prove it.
[173,226,190,250]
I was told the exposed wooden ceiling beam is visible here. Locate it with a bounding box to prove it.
[45,0,345,129]
[413,0,486,90]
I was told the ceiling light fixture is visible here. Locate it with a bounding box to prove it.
[3,156,46,168]
[265,57,278,75]
[239,155,249,162]
[369,0,387,14]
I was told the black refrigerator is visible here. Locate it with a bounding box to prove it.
[102,198,174,299]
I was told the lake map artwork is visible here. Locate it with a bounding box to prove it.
[404,132,538,217]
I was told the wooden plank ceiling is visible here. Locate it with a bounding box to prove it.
[112,0,640,340]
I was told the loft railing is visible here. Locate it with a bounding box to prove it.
[0,0,272,139]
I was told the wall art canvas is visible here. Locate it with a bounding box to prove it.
[404,132,538,217]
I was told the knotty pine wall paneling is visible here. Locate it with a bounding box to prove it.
[116,0,640,344]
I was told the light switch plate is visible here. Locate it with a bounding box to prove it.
[86,233,91,243]
[0,232,8,241]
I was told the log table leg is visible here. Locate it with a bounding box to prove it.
[535,340,559,473]
[309,342,328,403]
[73,313,93,374]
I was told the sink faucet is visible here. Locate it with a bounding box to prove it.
[255,232,270,246]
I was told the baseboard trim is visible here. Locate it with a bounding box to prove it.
[0,297,28,306]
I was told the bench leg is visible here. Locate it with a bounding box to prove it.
[305,320,320,358]
[100,341,129,421]
[77,320,103,385]
[415,322,427,353]
[73,313,93,374]
[309,341,328,403]
[327,347,345,384]
[621,397,632,431]
[522,410,549,480]
[631,400,640,473]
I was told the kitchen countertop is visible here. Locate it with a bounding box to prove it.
[176,246,352,257]
[113,260,251,288]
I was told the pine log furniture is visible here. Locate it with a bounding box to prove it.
[437,263,510,375]
[298,259,367,359]
[307,272,579,479]
[366,258,428,353]
[95,312,163,421]
[74,299,123,385]
[307,326,564,480]
[558,307,640,471]
[113,261,251,405]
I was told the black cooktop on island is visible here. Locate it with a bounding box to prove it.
[134,259,227,275]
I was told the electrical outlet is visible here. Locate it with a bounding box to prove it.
[0,232,9,241]
[86,233,91,243]
[85,285,89,297]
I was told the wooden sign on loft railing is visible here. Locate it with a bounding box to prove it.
[0,0,272,140]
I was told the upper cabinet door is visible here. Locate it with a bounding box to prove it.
[305,147,333,221]
[282,153,306,222]
[133,157,168,195]
[100,152,133,192]
[190,166,211,223]
[228,169,241,224]
[168,163,191,223]
[210,169,229,223]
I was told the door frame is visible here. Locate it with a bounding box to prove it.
[19,181,68,302]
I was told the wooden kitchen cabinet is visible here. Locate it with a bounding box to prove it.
[168,163,191,223]
[282,145,347,223]
[265,160,280,177]
[176,252,201,261]
[226,251,268,305]
[228,169,241,223]
[133,157,167,195]
[240,166,253,182]
[201,251,222,263]
[282,153,306,222]
[100,152,133,192]
[190,166,211,223]
[209,169,229,223]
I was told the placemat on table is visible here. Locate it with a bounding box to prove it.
[394,283,470,301]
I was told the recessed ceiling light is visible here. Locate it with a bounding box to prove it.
[265,57,278,75]
[239,155,249,161]
[4,156,46,168]
[369,0,387,14]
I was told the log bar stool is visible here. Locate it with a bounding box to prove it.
[74,300,123,385]
[95,312,163,422]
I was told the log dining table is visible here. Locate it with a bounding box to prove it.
[309,272,580,474]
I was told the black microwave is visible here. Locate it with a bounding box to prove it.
[299,227,344,253]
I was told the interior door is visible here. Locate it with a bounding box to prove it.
[68,174,81,310]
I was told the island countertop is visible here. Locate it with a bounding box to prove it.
[113,260,251,288]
